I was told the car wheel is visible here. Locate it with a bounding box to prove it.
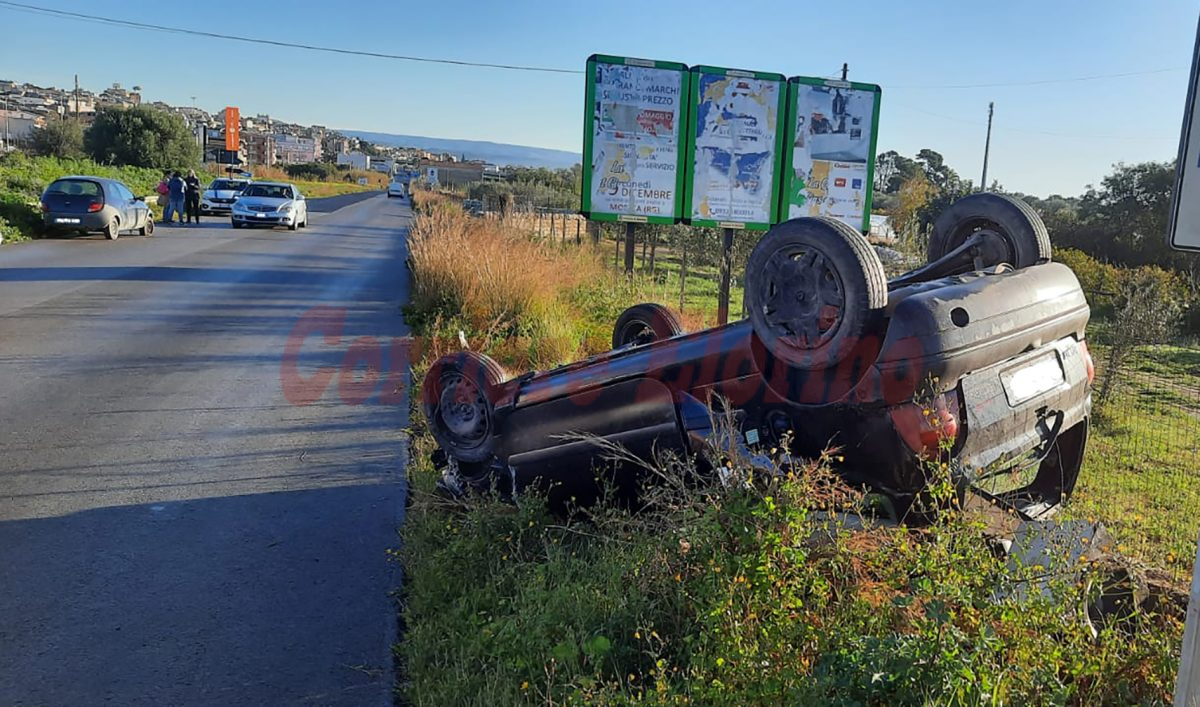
[231,219,242,229]
[423,351,506,464]
[105,218,120,240]
[928,193,1051,269]
[288,218,298,231]
[612,303,685,349]
[139,218,154,237]
[745,217,887,368]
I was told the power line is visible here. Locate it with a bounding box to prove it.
[0,0,1185,91]
[889,101,1178,141]
[890,66,1185,89]
[0,0,583,75]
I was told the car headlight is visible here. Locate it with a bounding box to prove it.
[279,204,295,213]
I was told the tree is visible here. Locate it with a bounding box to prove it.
[31,118,84,159]
[1054,161,1177,269]
[915,148,962,193]
[84,106,199,168]
[889,173,935,241]
[875,150,920,194]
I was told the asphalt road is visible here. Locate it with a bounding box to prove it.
[0,193,411,705]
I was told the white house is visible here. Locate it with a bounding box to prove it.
[336,151,370,171]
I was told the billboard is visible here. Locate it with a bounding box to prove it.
[780,78,881,233]
[1171,17,1200,251]
[580,54,689,224]
[224,106,240,152]
[683,66,787,230]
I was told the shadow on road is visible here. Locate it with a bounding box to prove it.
[0,483,403,706]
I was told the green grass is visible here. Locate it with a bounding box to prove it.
[0,151,167,242]
[398,207,1187,705]
[590,235,745,329]
[400,428,1182,706]
[1069,339,1200,578]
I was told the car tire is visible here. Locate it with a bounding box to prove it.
[105,218,120,240]
[423,351,507,464]
[928,193,1051,269]
[612,303,685,349]
[231,219,242,229]
[745,217,887,368]
[288,219,298,231]
[139,218,155,237]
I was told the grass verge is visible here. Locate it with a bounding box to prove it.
[399,195,1185,705]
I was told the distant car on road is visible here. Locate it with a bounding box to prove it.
[230,182,308,231]
[387,180,406,199]
[200,178,250,215]
[41,176,154,240]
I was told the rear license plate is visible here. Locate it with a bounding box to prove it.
[54,218,81,224]
[1001,353,1064,406]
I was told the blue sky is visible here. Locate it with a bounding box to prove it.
[1,0,1196,196]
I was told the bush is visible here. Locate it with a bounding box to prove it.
[401,432,1182,705]
[283,162,336,181]
[30,118,84,159]
[85,105,199,169]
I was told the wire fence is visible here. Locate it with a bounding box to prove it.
[1077,293,1200,582]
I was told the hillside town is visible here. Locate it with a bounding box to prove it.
[0,76,504,186]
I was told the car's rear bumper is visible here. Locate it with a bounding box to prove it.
[43,212,108,230]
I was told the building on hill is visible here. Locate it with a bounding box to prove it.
[337,151,370,171]
[99,83,140,108]
[274,134,321,164]
[242,131,276,168]
[0,109,44,147]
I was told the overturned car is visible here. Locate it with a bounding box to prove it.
[422,194,1094,520]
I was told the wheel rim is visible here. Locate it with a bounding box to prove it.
[758,243,845,348]
[108,220,119,238]
[436,373,490,452]
[616,320,654,346]
[944,219,1016,263]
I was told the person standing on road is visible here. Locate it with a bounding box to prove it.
[184,169,202,224]
[164,171,186,225]
[155,172,170,219]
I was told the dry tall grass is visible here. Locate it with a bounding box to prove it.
[408,192,605,367]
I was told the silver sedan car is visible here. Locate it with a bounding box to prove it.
[41,176,154,240]
[230,182,309,231]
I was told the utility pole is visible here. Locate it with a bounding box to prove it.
[3,93,10,151]
[841,63,848,81]
[73,74,79,120]
[980,101,994,192]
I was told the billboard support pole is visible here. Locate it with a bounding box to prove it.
[717,227,734,324]
[624,222,636,275]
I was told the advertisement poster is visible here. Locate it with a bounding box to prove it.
[684,67,786,229]
[581,55,689,224]
[782,78,882,232]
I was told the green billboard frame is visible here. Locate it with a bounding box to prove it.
[780,76,883,234]
[682,65,788,231]
[580,54,690,225]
